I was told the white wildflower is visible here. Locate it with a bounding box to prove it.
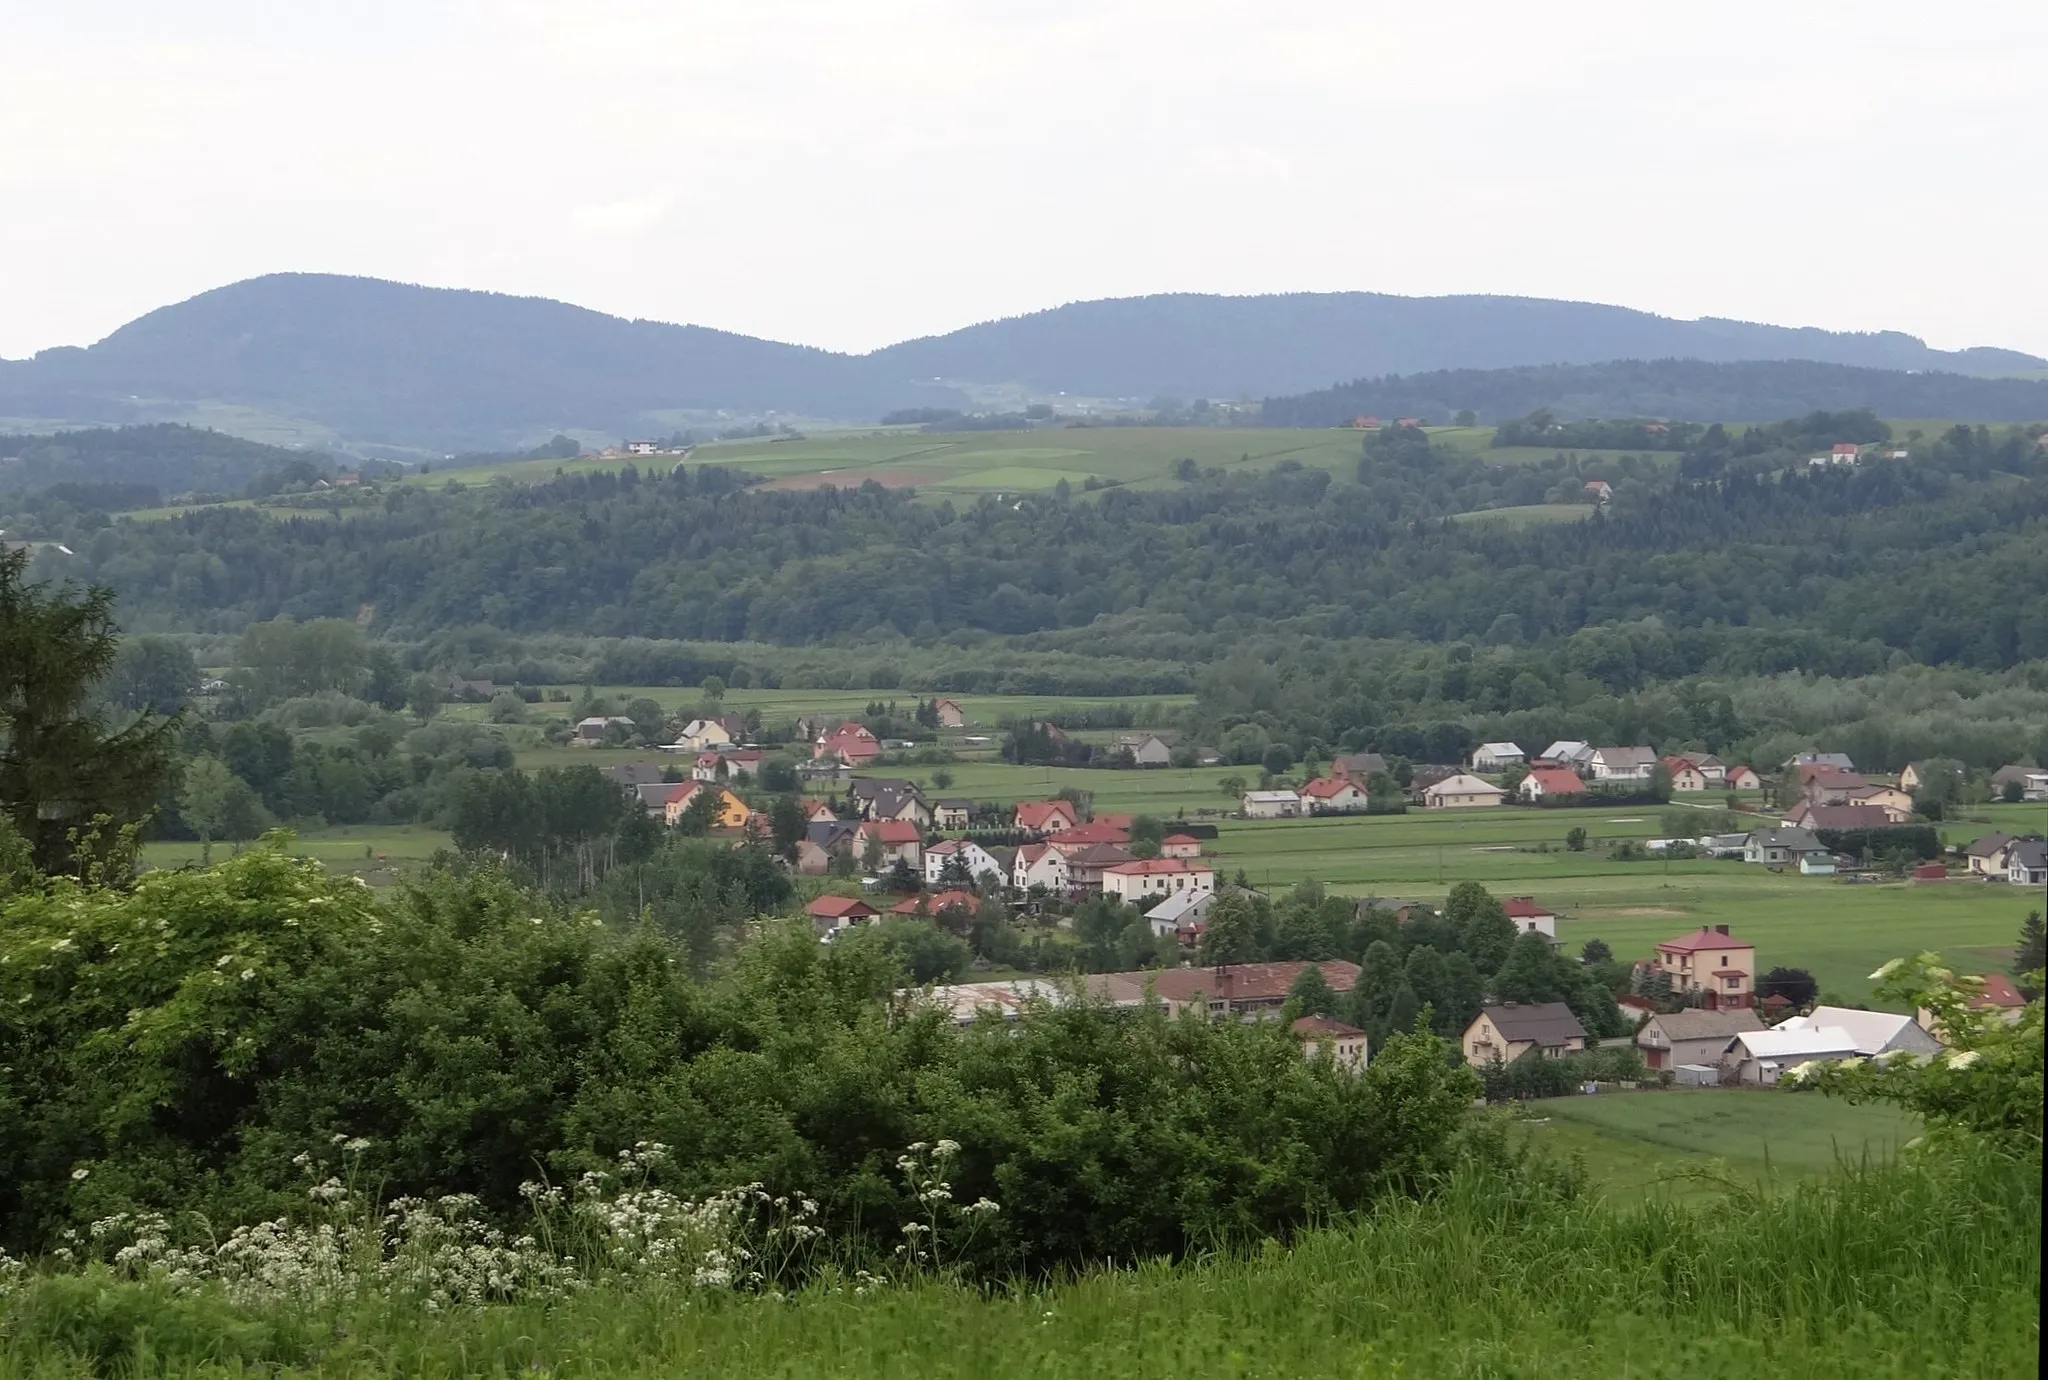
[240,969,256,981]
[1781,1061,1818,1084]
[1945,1049,1983,1070]
[1868,959,1904,982]
[71,1167,90,1181]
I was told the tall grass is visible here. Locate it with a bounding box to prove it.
[2,1147,2036,1378]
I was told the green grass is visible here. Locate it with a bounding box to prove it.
[1452,502,1590,526]
[141,825,450,886]
[475,687,1190,726]
[2,1149,2033,1378]
[1513,1089,1923,1200]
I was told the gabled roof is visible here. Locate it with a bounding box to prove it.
[1243,789,1302,804]
[1014,841,1061,865]
[851,777,918,799]
[1539,741,1590,761]
[2009,839,2048,870]
[1501,896,1555,919]
[1423,773,1505,797]
[1331,752,1388,776]
[804,819,857,846]
[1475,741,1523,755]
[859,820,922,844]
[1301,776,1366,799]
[1640,1009,1763,1041]
[1591,746,1657,769]
[1748,827,1824,852]
[1014,800,1077,830]
[892,889,980,915]
[1162,832,1200,845]
[805,895,876,919]
[1522,767,1586,794]
[1478,1002,1587,1045]
[1292,1016,1367,1038]
[1046,821,1131,847]
[1660,755,1702,774]
[1141,960,1361,1005]
[1064,842,1136,868]
[1732,1026,1859,1060]
[1779,1007,1939,1057]
[1104,858,1212,876]
[1788,804,1898,831]
[1657,927,1753,954]
[1968,973,2027,1010]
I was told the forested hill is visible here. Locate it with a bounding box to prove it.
[1258,359,2048,427]
[870,293,2044,400]
[5,275,2042,451]
[55,420,2048,675]
[0,275,964,453]
[0,424,334,498]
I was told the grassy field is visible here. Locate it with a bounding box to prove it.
[1451,501,1590,526]
[1513,1089,1923,1200]
[467,686,1189,726]
[141,824,451,885]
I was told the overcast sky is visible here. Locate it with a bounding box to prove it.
[4,0,2044,360]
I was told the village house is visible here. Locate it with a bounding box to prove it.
[1988,763,2037,797]
[1671,751,1728,785]
[1300,777,1371,812]
[1101,858,1215,904]
[1660,756,1709,792]
[1584,479,1613,502]
[2009,839,2048,887]
[662,782,751,830]
[1469,742,1525,773]
[1329,752,1389,784]
[922,838,1007,888]
[852,819,922,870]
[446,675,497,700]
[1743,827,1826,868]
[1780,802,1900,833]
[1792,763,1869,805]
[794,820,858,874]
[1653,924,1755,1009]
[1113,732,1179,767]
[573,715,637,745]
[1633,1009,1763,1071]
[1144,887,1217,937]
[1501,896,1559,940]
[1013,799,1082,836]
[1517,767,1587,803]
[1588,746,1658,782]
[800,797,839,823]
[1138,960,1362,1022]
[1965,832,2018,876]
[1919,972,2029,1036]
[804,894,877,935]
[1788,752,1856,772]
[630,782,677,817]
[932,697,967,729]
[815,722,882,766]
[691,749,763,781]
[1241,789,1303,819]
[1046,822,1133,857]
[607,761,672,788]
[1725,764,1762,790]
[1011,842,1071,892]
[1292,1016,1370,1072]
[892,889,980,919]
[1461,1002,1588,1067]
[1064,842,1137,891]
[1160,833,1204,859]
[1726,1026,1860,1085]
[1778,1007,1942,1060]
[922,800,967,830]
[864,787,933,829]
[672,715,744,751]
[1536,741,1594,771]
[1422,773,1507,809]
[1844,784,1914,818]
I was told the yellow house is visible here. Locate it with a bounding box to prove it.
[1422,773,1508,809]
[1654,925,1756,1009]
[1461,1002,1588,1067]
[663,782,751,829]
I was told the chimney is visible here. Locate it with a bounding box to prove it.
[1714,924,1729,935]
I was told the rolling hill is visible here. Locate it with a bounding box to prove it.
[1,275,2042,452]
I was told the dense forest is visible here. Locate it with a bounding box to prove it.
[1258,358,2048,427]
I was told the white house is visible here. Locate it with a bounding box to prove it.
[1538,741,1593,768]
[1012,843,1071,892]
[573,715,637,745]
[1144,888,1216,936]
[1241,790,1302,819]
[1422,774,1507,809]
[1726,1027,1862,1085]
[673,717,738,751]
[1588,746,1657,781]
[1101,858,1216,904]
[2007,839,2048,887]
[1300,778,1370,812]
[1470,742,1525,773]
[1502,896,1558,940]
[1776,1007,1941,1059]
[923,838,1007,888]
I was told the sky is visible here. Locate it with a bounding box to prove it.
[3,0,2045,361]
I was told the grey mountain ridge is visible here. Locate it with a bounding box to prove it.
[1,274,2041,452]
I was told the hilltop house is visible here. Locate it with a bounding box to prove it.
[1422,774,1507,809]
[1300,777,1371,812]
[1653,924,1755,1009]
[1517,767,1587,803]
[1461,1003,1588,1067]
[1101,858,1215,904]
[1470,742,1525,773]
[1013,799,1082,836]
[1588,746,1657,782]
[1634,1009,1763,1071]
[1241,789,1302,819]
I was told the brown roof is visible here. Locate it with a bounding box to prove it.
[1968,973,2027,1010]
[1657,926,1752,954]
[1479,1002,1588,1045]
[1791,804,1898,831]
[1292,1016,1366,1038]
[805,895,876,920]
[1144,960,1361,1005]
[1641,1009,1763,1041]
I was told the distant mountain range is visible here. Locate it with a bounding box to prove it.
[1,274,2043,451]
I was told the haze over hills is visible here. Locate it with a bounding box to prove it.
[1,273,2043,453]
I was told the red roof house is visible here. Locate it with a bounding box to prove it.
[815,722,881,765]
[891,889,980,916]
[1517,767,1587,802]
[1160,833,1203,859]
[804,895,877,927]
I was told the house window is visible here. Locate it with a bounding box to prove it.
[1725,977,1740,990]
